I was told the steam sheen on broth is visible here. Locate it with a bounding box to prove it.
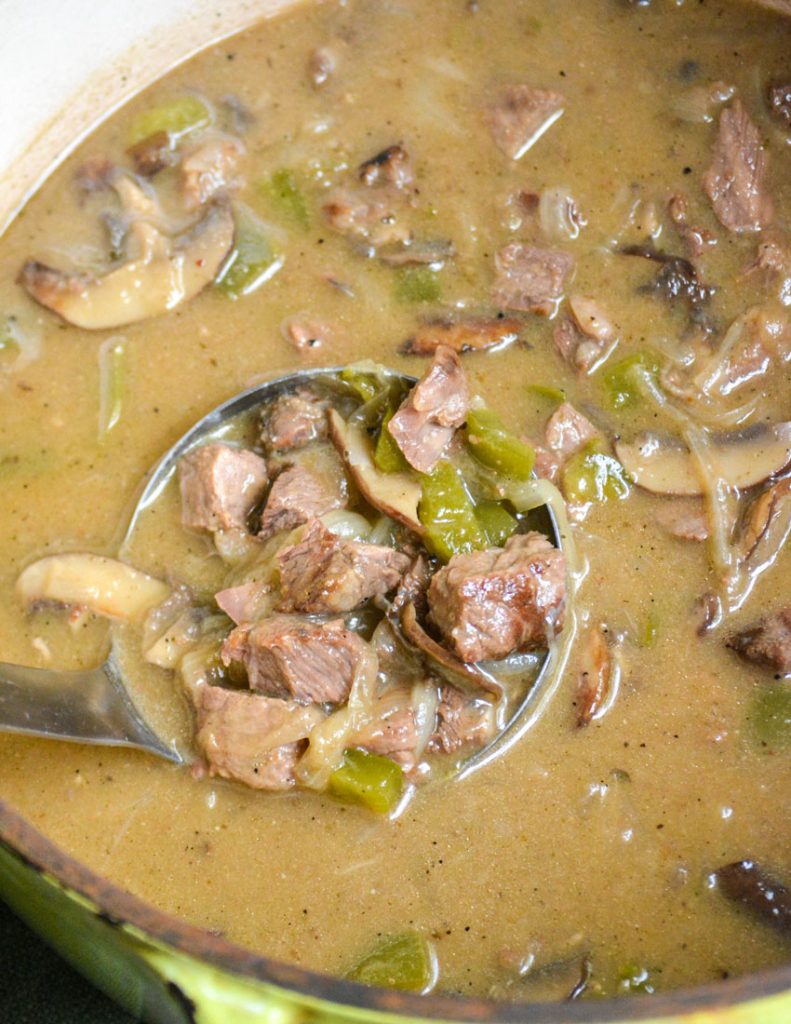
[0,0,789,1003]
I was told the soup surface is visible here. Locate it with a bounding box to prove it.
[0,0,789,1003]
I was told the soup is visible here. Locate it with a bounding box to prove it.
[0,0,789,1003]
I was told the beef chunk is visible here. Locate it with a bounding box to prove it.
[744,236,791,307]
[323,186,409,247]
[194,685,322,791]
[703,100,774,233]
[553,295,616,373]
[179,443,268,534]
[258,464,345,540]
[402,316,523,356]
[767,80,791,130]
[388,345,470,473]
[259,389,328,454]
[359,144,414,189]
[428,684,495,754]
[428,532,566,663]
[543,402,600,462]
[277,518,410,614]
[486,85,565,160]
[492,243,573,315]
[180,138,244,210]
[222,614,369,703]
[655,499,710,542]
[726,607,791,675]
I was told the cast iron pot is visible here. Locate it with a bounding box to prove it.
[0,0,789,1020]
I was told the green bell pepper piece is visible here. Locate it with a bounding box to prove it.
[419,460,485,562]
[374,408,409,474]
[602,350,661,410]
[215,206,281,299]
[394,267,441,304]
[329,747,404,814]
[748,684,791,752]
[259,169,310,229]
[475,500,519,547]
[562,440,631,504]
[346,932,436,992]
[527,384,566,405]
[128,95,210,146]
[465,406,535,481]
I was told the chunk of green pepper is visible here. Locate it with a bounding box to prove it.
[562,440,631,504]
[602,350,661,410]
[215,205,281,299]
[374,408,409,474]
[346,932,436,992]
[329,747,404,814]
[526,384,566,405]
[394,267,441,304]
[475,500,519,547]
[465,406,535,481]
[419,460,485,562]
[748,684,791,752]
[617,963,656,996]
[258,169,310,229]
[128,95,211,146]
[340,368,381,403]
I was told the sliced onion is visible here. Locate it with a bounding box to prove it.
[320,509,372,541]
[539,187,585,242]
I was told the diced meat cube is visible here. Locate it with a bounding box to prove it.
[388,345,470,473]
[402,315,523,356]
[655,499,710,542]
[258,464,345,540]
[553,295,616,373]
[428,532,566,663]
[194,685,322,790]
[544,402,600,462]
[214,581,273,624]
[703,100,774,233]
[179,443,268,534]
[486,85,565,160]
[359,144,414,189]
[277,518,410,614]
[726,608,791,675]
[428,684,495,754]
[323,186,410,247]
[221,614,370,703]
[492,243,573,315]
[180,137,244,210]
[767,79,791,130]
[259,389,329,454]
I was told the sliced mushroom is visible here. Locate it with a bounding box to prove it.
[18,201,234,330]
[17,553,170,621]
[398,601,500,695]
[327,409,423,534]
[726,478,791,608]
[575,623,622,727]
[614,423,791,497]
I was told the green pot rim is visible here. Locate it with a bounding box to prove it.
[1,796,789,1022]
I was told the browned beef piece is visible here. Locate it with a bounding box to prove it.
[492,243,573,315]
[726,608,791,675]
[486,85,565,160]
[180,138,244,210]
[428,532,566,663]
[767,80,791,130]
[259,389,328,454]
[428,684,495,754]
[127,131,177,177]
[544,402,600,462]
[744,237,791,307]
[655,499,710,542]
[277,518,410,614]
[703,100,774,233]
[258,464,345,540]
[322,186,409,247]
[179,443,268,534]
[221,614,369,703]
[387,345,470,473]
[402,316,523,356]
[553,295,616,373]
[194,685,321,790]
[359,144,414,189]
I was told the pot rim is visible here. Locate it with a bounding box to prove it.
[1,797,789,1022]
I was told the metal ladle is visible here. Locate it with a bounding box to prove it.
[0,368,564,772]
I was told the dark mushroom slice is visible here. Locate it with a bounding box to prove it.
[402,315,523,356]
[614,423,791,497]
[575,623,622,727]
[18,202,234,330]
[327,409,424,534]
[714,861,791,938]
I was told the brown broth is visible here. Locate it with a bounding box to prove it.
[0,0,789,1002]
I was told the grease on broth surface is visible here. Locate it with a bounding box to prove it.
[0,0,789,1002]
